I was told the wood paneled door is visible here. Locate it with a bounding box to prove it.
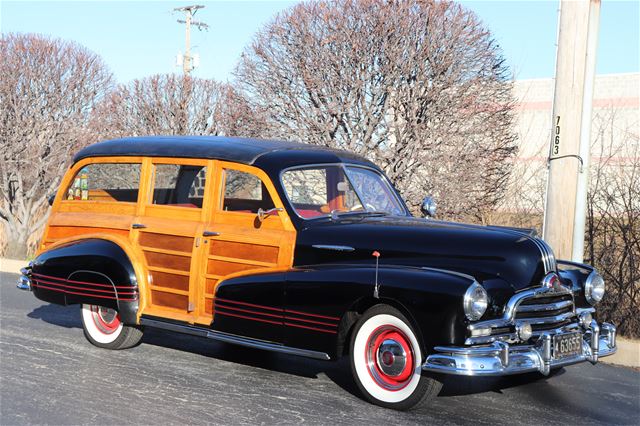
[201,161,297,323]
[135,159,213,324]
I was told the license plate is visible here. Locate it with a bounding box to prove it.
[553,332,582,359]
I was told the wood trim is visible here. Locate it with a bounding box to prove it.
[139,231,194,252]
[47,226,129,240]
[149,285,189,296]
[57,201,137,215]
[144,251,192,271]
[48,212,132,230]
[147,270,190,291]
[150,290,189,310]
[147,265,191,276]
[139,245,192,257]
[207,254,276,268]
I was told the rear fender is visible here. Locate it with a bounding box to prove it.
[31,237,143,324]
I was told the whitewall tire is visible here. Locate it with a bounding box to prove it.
[349,305,442,410]
[81,304,143,349]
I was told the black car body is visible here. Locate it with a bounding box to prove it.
[19,136,617,410]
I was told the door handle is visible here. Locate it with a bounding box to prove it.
[202,231,220,237]
[132,223,147,229]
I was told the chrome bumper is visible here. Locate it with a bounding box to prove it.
[423,321,616,376]
[16,267,31,291]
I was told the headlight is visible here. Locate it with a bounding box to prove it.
[463,282,488,321]
[585,272,605,305]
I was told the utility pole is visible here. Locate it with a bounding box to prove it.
[175,5,208,75]
[543,0,601,261]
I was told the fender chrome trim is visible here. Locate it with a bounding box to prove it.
[312,245,355,252]
[140,317,331,361]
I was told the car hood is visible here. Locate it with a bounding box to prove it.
[293,215,552,291]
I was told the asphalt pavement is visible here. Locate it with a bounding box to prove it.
[1,271,639,425]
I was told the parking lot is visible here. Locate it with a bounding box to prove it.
[1,271,638,425]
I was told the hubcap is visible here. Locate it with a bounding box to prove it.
[376,339,407,376]
[90,305,120,334]
[365,326,415,391]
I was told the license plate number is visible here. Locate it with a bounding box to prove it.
[553,332,582,359]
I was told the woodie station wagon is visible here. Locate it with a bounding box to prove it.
[18,136,617,410]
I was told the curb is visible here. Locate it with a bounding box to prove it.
[0,258,26,274]
[601,337,640,369]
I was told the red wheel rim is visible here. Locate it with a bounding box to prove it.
[90,305,121,335]
[364,325,415,391]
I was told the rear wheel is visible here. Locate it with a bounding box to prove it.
[349,305,442,410]
[81,304,143,349]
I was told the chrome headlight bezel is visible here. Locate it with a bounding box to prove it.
[585,271,605,305]
[463,282,488,321]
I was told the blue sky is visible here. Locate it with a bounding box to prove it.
[1,0,638,84]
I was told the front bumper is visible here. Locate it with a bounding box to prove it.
[422,321,616,376]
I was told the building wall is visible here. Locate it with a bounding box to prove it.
[504,73,639,213]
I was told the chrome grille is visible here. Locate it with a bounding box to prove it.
[466,283,578,345]
[515,293,575,334]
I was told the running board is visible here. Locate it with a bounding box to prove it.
[140,317,331,361]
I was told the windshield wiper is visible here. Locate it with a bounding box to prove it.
[330,210,389,220]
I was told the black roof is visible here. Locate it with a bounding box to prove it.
[73,136,374,169]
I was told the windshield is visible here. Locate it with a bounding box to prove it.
[281,165,406,219]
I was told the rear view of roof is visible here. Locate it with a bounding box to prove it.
[73,136,371,167]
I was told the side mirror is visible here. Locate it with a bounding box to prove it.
[48,193,56,206]
[257,207,283,222]
[420,196,436,218]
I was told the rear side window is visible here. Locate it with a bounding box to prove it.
[222,169,274,213]
[65,163,140,202]
[152,164,207,208]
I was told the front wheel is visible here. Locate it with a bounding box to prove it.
[349,305,442,410]
[81,304,143,349]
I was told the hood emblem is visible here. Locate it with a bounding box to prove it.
[541,273,562,291]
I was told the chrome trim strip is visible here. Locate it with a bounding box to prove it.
[68,270,120,300]
[311,245,355,252]
[516,300,573,312]
[140,318,331,361]
[514,311,575,326]
[420,267,477,282]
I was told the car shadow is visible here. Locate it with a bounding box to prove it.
[437,369,565,397]
[141,326,363,399]
[27,303,82,328]
[26,303,559,402]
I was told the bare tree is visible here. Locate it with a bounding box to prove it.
[90,74,267,138]
[235,0,517,220]
[0,33,112,258]
[585,109,639,337]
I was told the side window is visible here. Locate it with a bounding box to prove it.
[222,169,274,213]
[282,168,328,206]
[65,163,140,202]
[152,164,206,208]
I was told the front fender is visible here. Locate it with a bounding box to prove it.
[284,264,478,358]
[31,238,139,324]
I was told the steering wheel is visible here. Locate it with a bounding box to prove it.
[350,203,377,212]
